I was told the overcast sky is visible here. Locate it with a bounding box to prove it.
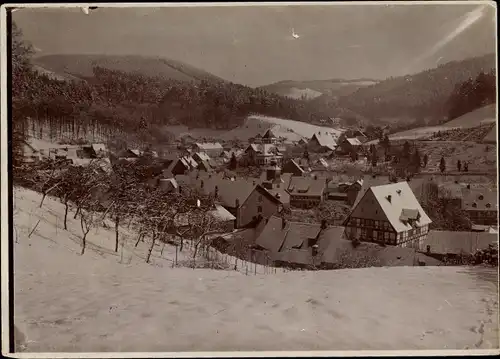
[13,3,496,87]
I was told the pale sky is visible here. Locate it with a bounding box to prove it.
[13,3,497,87]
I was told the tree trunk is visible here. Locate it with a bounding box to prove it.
[146,232,156,263]
[134,233,143,248]
[74,205,81,219]
[179,237,184,252]
[81,234,87,255]
[114,215,120,252]
[39,192,47,208]
[63,200,69,230]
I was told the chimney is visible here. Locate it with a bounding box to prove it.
[253,180,256,186]
[387,195,392,203]
[215,185,219,198]
[282,217,287,229]
[467,184,471,189]
[235,198,240,208]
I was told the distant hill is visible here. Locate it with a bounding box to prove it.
[260,78,379,100]
[32,54,226,84]
[337,54,496,124]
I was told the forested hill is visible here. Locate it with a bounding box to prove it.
[32,54,227,84]
[337,53,496,124]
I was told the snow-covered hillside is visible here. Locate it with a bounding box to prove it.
[12,187,499,352]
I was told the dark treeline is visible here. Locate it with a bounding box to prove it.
[12,21,342,148]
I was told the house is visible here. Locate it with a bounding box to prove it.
[308,132,337,153]
[192,142,224,157]
[254,216,324,268]
[158,178,179,193]
[244,144,283,166]
[258,164,292,207]
[261,128,279,144]
[286,176,328,209]
[343,181,432,249]
[209,204,237,232]
[281,159,306,176]
[337,137,362,154]
[178,176,282,228]
[420,230,497,259]
[191,152,216,172]
[165,156,198,176]
[91,143,107,157]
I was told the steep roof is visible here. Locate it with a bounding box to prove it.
[193,152,211,162]
[210,204,237,222]
[287,176,326,197]
[310,132,337,150]
[461,188,498,211]
[255,216,321,253]
[346,138,362,146]
[422,230,498,255]
[287,159,305,174]
[369,182,432,233]
[262,128,277,139]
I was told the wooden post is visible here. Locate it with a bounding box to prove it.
[175,245,178,265]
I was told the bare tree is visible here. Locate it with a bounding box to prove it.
[79,207,96,255]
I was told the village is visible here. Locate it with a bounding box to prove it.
[19,124,498,270]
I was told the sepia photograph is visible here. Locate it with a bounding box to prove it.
[1,1,499,356]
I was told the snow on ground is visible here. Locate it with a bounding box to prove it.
[13,187,499,352]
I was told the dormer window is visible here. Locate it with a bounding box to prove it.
[486,203,491,208]
[472,202,477,208]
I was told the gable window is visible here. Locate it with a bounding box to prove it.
[258,195,263,202]
[257,206,263,213]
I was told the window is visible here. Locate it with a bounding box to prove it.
[257,206,262,213]
[472,203,477,208]
[486,203,491,208]
[258,195,263,202]
[478,195,484,200]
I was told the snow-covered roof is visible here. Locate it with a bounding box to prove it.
[346,138,362,146]
[195,142,223,150]
[370,181,432,233]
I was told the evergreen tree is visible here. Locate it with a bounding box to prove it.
[439,157,446,173]
[423,154,429,168]
[229,152,238,170]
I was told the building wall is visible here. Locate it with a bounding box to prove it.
[346,184,362,206]
[289,193,324,209]
[467,210,498,226]
[282,161,303,176]
[238,188,279,228]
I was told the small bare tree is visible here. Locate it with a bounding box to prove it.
[79,206,96,255]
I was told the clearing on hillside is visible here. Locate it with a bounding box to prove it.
[383,104,497,142]
[12,187,499,352]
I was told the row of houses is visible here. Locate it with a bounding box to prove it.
[217,180,497,269]
[22,141,108,163]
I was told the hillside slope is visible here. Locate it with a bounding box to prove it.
[13,187,499,352]
[338,54,496,123]
[386,104,497,141]
[32,54,226,84]
[260,78,378,99]
[220,114,343,143]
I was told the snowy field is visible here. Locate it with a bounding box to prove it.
[12,187,499,353]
